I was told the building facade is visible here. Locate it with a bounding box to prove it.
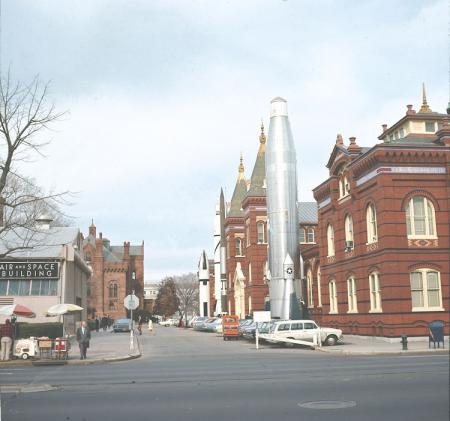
[310,94,450,337]
[0,218,91,333]
[82,222,144,321]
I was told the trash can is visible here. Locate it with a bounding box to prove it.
[428,320,444,349]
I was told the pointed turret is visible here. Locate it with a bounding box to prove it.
[228,155,248,217]
[246,121,267,197]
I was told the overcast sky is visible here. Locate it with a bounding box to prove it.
[2,0,448,280]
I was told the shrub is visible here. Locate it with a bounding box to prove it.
[16,322,63,339]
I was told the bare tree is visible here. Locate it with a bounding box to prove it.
[153,277,180,318]
[0,71,68,257]
[174,273,199,327]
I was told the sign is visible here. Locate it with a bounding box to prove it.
[0,261,59,280]
[253,311,271,322]
[124,294,139,310]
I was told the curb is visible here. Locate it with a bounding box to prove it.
[316,348,449,356]
[0,384,56,394]
[0,352,141,368]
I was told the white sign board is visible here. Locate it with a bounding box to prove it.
[124,294,139,310]
[253,311,271,322]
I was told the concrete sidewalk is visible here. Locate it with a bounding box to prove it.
[318,334,448,355]
[0,328,142,367]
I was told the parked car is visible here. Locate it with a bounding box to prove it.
[238,319,253,336]
[204,318,223,333]
[268,320,343,346]
[188,316,206,328]
[113,318,132,333]
[160,318,178,327]
[194,318,216,331]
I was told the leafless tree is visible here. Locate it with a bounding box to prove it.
[0,71,69,257]
[174,273,199,327]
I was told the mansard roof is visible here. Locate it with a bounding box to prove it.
[298,202,318,224]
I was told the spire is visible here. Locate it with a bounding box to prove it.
[259,120,266,144]
[419,83,432,113]
[238,153,245,180]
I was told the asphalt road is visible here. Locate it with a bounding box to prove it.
[1,325,449,421]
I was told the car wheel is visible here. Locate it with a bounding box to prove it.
[325,335,338,346]
[22,353,29,360]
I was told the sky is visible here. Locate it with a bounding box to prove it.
[1,0,448,280]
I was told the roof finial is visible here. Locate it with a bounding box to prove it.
[259,119,266,144]
[239,153,244,173]
[419,82,432,113]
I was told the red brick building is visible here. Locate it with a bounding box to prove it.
[310,94,450,337]
[82,222,144,321]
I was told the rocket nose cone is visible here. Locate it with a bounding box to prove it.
[270,97,288,117]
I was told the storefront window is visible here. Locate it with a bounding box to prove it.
[0,280,7,295]
[8,280,20,295]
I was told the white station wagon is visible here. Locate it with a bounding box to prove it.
[269,320,343,346]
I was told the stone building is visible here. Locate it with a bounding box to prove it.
[82,222,144,320]
[310,92,449,337]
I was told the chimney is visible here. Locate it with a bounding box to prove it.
[35,215,53,230]
[99,232,103,239]
[436,118,450,146]
[382,124,388,132]
[406,104,416,115]
[335,134,344,146]
[347,136,362,153]
[124,241,130,259]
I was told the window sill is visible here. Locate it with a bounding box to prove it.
[347,310,359,314]
[329,311,338,315]
[407,235,438,240]
[366,241,378,245]
[411,307,445,312]
[369,309,383,313]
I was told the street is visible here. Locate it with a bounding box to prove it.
[1,325,449,421]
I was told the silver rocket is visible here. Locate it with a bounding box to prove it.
[265,97,300,320]
[198,250,210,317]
[213,188,227,316]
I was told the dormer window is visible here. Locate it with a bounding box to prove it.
[399,128,405,138]
[339,174,350,199]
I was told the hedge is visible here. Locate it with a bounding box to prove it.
[16,322,63,339]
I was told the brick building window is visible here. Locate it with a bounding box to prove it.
[344,215,354,251]
[339,174,350,198]
[406,197,436,238]
[299,227,306,243]
[257,222,265,244]
[366,203,378,244]
[328,280,338,314]
[307,269,314,308]
[410,269,443,311]
[248,263,252,284]
[307,227,315,243]
[317,267,322,307]
[246,220,250,246]
[109,283,118,298]
[235,238,243,256]
[347,277,358,313]
[369,272,382,312]
[327,224,335,257]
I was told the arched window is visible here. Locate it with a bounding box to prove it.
[307,227,315,243]
[339,173,350,198]
[369,272,382,312]
[257,222,265,244]
[327,224,335,257]
[329,280,338,313]
[347,277,358,313]
[299,227,306,243]
[235,238,243,256]
[109,283,118,298]
[406,197,436,238]
[317,267,322,307]
[248,263,252,284]
[246,220,250,246]
[366,203,378,243]
[307,269,314,307]
[410,269,442,310]
[344,215,354,250]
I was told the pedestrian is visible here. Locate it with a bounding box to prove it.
[148,319,153,333]
[95,318,100,332]
[76,321,91,360]
[0,319,14,361]
[138,316,142,336]
[101,316,107,331]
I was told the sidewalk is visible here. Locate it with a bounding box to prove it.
[318,334,448,356]
[0,329,142,367]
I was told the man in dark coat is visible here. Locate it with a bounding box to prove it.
[76,321,91,360]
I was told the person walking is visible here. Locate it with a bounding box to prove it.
[148,319,153,333]
[95,318,100,332]
[0,319,14,361]
[76,321,91,360]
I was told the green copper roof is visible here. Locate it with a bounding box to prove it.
[246,140,266,198]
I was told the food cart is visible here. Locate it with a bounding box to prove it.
[14,337,39,360]
[36,337,71,360]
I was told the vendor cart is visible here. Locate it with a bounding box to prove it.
[53,338,71,360]
[14,337,38,360]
